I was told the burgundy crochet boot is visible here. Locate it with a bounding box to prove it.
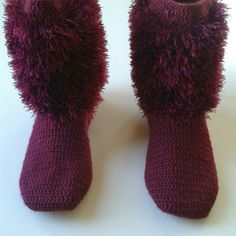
[5,0,107,211]
[130,0,228,218]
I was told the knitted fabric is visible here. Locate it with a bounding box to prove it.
[20,115,92,211]
[130,0,228,218]
[5,0,107,211]
[146,115,218,218]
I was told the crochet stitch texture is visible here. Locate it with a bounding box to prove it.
[5,0,107,211]
[130,0,228,218]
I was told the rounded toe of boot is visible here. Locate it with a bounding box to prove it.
[145,116,218,219]
[19,115,92,211]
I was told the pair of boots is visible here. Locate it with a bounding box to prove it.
[4,0,228,219]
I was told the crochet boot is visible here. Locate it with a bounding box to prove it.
[5,0,107,211]
[130,0,228,218]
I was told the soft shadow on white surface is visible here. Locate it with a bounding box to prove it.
[15,91,236,235]
[0,90,236,236]
[50,92,148,221]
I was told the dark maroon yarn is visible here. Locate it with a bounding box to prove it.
[4,0,107,120]
[5,0,107,211]
[20,115,92,211]
[130,0,228,218]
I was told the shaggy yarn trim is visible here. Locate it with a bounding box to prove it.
[4,0,107,120]
[130,0,228,119]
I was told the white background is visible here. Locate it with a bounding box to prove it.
[0,0,236,235]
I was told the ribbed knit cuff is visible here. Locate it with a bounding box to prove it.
[148,0,213,24]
